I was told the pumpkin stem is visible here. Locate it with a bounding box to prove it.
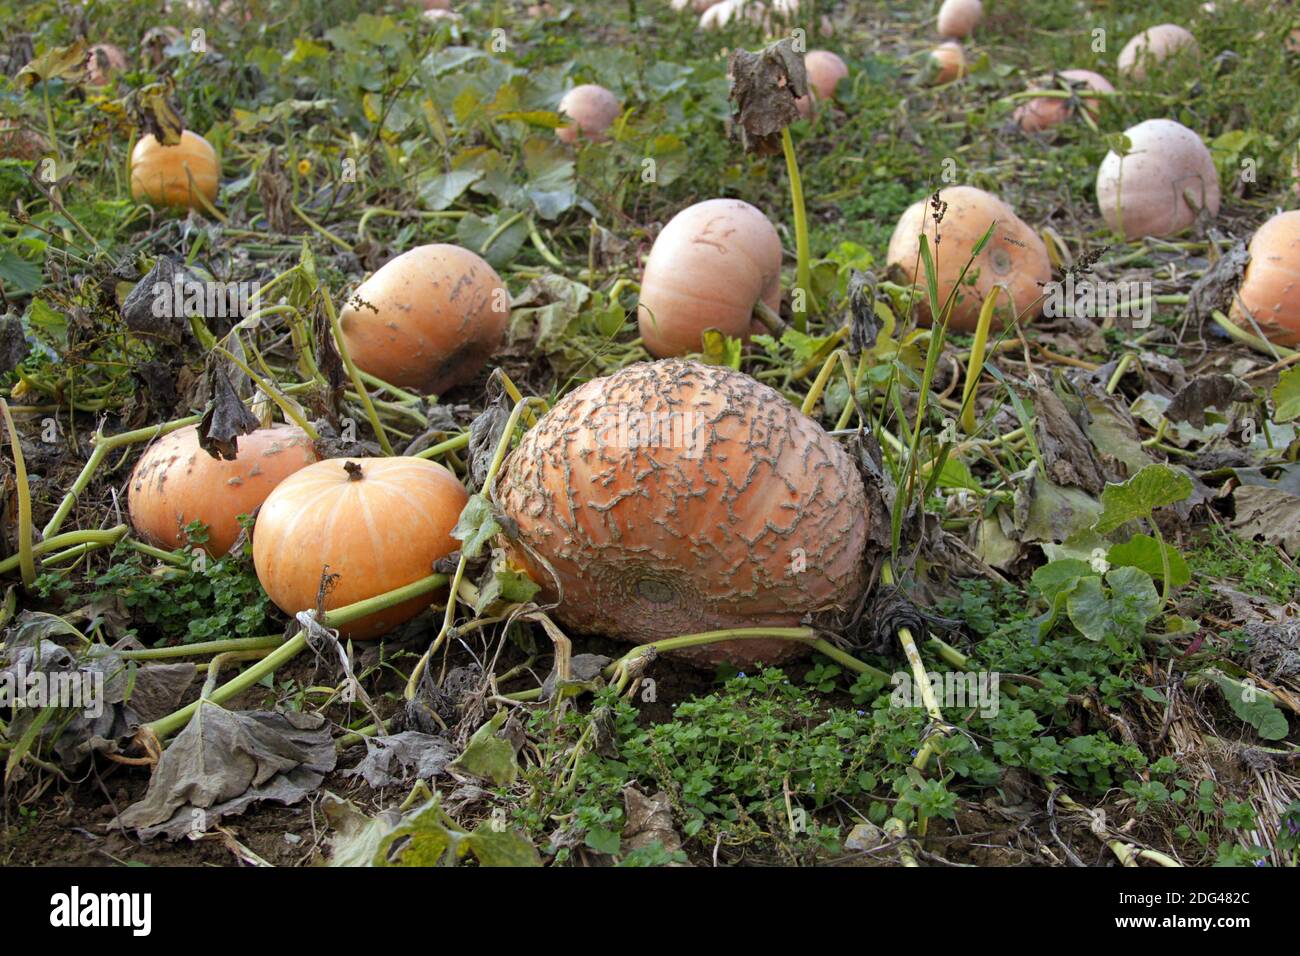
[344,461,364,481]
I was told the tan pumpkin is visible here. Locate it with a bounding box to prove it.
[795,50,849,117]
[496,359,868,667]
[0,121,49,161]
[130,130,220,212]
[637,199,782,357]
[937,0,982,39]
[1013,69,1114,132]
[885,185,1051,331]
[928,41,966,84]
[1117,24,1198,80]
[1229,210,1300,347]
[339,244,508,394]
[253,457,468,639]
[1095,119,1219,240]
[128,424,318,556]
[84,44,128,87]
[556,85,622,144]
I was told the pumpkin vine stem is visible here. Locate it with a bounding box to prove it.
[344,461,364,481]
[45,414,205,541]
[403,395,546,701]
[145,573,449,742]
[320,282,395,455]
[781,126,813,333]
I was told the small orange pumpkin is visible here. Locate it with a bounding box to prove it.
[637,199,782,357]
[1230,210,1300,347]
[338,243,509,395]
[128,424,318,556]
[795,50,850,117]
[496,359,868,668]
[130,130,220,212]
[1013,69,1114,132]
[252,457,468,639]
[927,41,966,84]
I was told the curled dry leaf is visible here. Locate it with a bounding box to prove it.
[727,38,808,155]
[111,706,336,842]
[198,367,262,460]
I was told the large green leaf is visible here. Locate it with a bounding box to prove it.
[1107,533,1190,587]
[1093,464,1192,534]
[1273,366,1300,423]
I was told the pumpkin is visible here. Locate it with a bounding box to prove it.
[142,26,185,68]
[253,457,468,639]
[556,85,622,144]
[928,41,966,84]
[130,130,220,212]
[795,50,849,117]
[1229,210,1300,347]
[886,185,1051,332]
[937,0,982,39]
[1117,24,1198,80]
[495,359,868,667]
[637,199,782,357]
[128,424,318,557]
[700,0,765,29]
[1095,119,1219,240]
[85,44,127,86]
[338,243,508,394]
[1013,69,1114,132]
[0,121,48,161]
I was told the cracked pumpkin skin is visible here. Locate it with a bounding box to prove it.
[495,359,869,667]
[128,424,318,557]
[339,244,508,395]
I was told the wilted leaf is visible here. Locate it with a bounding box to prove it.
[112,705,336,841]
[15,40,88,88]
[452,494,502,559]
[727,38,808,155]
[448,710,517,785]
[1208,672,1289,741]
[198,368,261,460]
[1165,374,1256,428]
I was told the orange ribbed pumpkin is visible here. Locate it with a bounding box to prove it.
[496,359,869,667]
[338,244,508,395]
[252,457,468,639]
[128,424,318,556]
[130,131,219,212]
